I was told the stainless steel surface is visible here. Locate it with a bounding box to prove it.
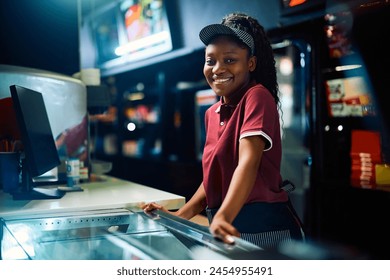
[144,209,262,255]
[0,209,262,260]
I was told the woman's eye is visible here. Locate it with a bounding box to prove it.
[205,59,215,66]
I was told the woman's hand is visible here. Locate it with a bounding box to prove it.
[141,202,172,214]
[209,214,240,244]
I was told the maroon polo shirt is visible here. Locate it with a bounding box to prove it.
[202,82,288,208]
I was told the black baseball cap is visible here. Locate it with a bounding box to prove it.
[199,23,255,56]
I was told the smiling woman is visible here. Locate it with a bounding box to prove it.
[143,12,305,249]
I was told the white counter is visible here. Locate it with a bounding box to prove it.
[0,175,185,220]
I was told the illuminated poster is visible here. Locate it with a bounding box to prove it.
[325,76,375,117]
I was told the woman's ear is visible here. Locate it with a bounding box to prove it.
[248,56,257,72]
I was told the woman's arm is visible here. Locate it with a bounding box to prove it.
[209,135,265,242]
[142,182,207,220]
[175,182,207,219]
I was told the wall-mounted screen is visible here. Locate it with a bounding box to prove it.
[80,0,173,77]
[280,0,325,16]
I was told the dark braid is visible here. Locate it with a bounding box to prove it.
[221,13,280,105]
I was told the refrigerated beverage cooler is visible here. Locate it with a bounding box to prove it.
[269,1,390,259]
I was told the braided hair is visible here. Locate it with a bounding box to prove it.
[221,13,280,105]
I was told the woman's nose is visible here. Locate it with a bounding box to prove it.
[212,61,225,74]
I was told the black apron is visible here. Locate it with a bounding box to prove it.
[206,201,305,249]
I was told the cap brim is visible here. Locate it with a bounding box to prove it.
[199,24,255,55]
[199,24,237,45]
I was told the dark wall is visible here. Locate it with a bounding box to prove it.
[0,0,79,75]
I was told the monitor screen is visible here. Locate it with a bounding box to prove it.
[10,85,65,200]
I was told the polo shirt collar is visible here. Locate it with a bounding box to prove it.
[215,80,256,113]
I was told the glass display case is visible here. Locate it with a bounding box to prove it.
[0,209,262,260]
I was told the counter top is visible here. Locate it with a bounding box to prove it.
[0,175,185,220]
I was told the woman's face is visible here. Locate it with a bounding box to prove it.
[203,35,256,103]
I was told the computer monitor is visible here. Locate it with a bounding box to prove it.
[9,85,65,200]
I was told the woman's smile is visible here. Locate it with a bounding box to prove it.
[212,76,233,85]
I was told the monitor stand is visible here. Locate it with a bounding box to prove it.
[11,160,65,200]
